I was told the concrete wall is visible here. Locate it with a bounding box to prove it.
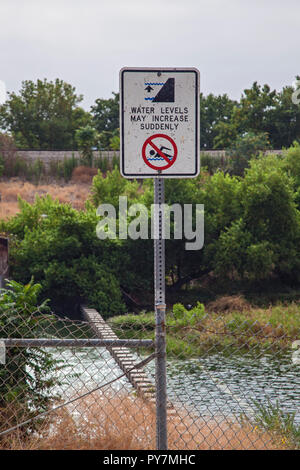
[17,150,119,166]
[16,149,284,166]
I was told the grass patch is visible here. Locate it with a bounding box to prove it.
[0,179,92,219]
[248,400,300,450]
[0,393,284,450]
[109,301,300,358]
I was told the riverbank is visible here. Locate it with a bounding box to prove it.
[109,301,300,358]
[0,393,287,450]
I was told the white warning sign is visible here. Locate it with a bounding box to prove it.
[120,67,200,178]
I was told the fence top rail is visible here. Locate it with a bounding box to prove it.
[0,338,154,348]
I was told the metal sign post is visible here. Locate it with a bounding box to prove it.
[120,67,200,450]
[153,176,167,450]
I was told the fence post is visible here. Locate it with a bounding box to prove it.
[154,177,168,450]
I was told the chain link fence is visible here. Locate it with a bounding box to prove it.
[108,302,300,450]
[0,302,299,450]
[161,306,299,450]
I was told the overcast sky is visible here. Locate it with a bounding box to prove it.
[0,0,299,109]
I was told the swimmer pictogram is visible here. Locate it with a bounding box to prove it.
[142,134,177,171]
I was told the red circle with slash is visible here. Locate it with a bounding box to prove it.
[142,133,177,171]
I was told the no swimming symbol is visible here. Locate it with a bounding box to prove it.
[142,134,178,171]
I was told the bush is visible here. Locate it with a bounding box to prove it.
[32,159,45,184]
[1,195,127,318]
[63,154,78,181]
[0,279,60,436]
[48,155,79,182]
[111,153,120,170]
[206,295,250,313]
[48,159,64,179]
[75,125,98,166]
[171,302,205,327]
[94,155,109,173]
[214,154,300,281]
[91,167,133,208]
[252,399,300,449]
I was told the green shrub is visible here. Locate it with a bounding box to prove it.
[109,135,120,151]
[47,156,78,182]
[90,167,140,208]
[63,154,78,181]
[94,155,109,173]
[48,159,63,179]
[226,314,259,334]
[171,302,205,327]
[1,195,127,317]
[32,158,45,184]
[75,125,98,166]
[111,153,120,170]
[0,279,61,435]
[252,399,300,449]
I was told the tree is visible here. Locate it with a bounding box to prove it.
[213,121,238,149]
[109,132,120,150]
[233,82,276,134]
[266,84,300,148]
[91,92,119,135]
[98,131,113,150]
[200,93,237,149]
[0,79,91,150]
[98,129,120,150]
[214,155,300,281]
[283,141,300,208]
[232,81,300,149]
[75,125,99,166]
[227,131,270,176]
[202,80,300,151]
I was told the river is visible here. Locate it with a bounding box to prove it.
[49,347,299,425]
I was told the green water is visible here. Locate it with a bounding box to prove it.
[163,351,300,423]
[48,346,299,424]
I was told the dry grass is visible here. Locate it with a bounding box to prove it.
[0,179,92,219]
[0,392,284,450]
[71,166,98,184]
[206,295,251,314]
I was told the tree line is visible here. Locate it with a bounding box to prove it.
[2,143,300,317]
[0,77,299,152]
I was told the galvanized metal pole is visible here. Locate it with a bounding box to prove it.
[154,176,168,450]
